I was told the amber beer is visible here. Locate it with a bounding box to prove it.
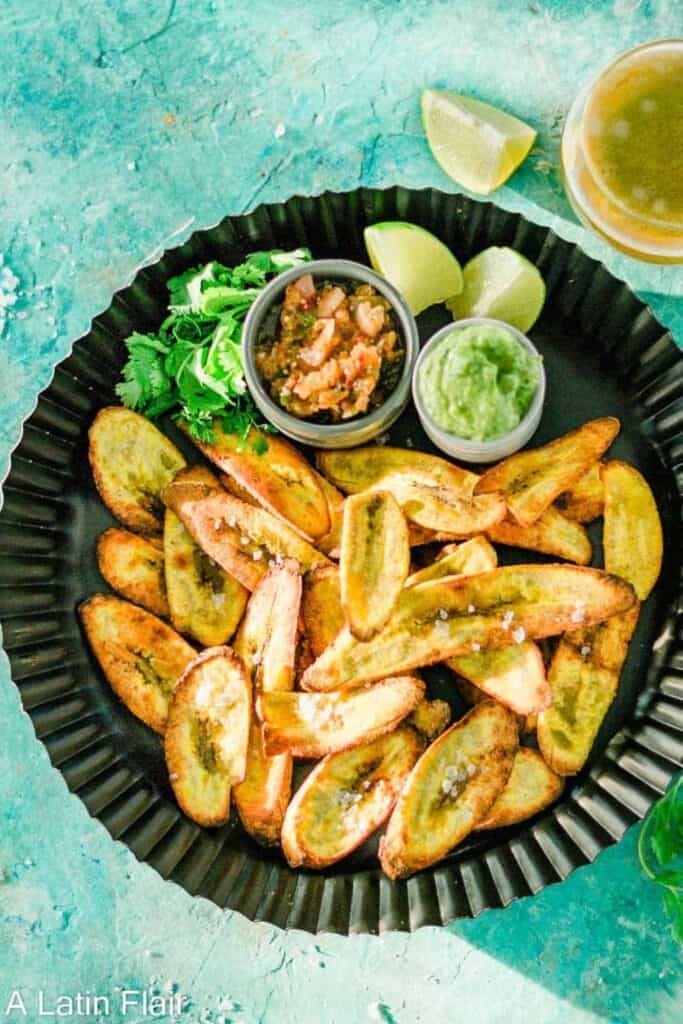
[562,40,683,263]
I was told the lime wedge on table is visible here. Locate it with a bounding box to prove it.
[364,222,463,315]
[421,89,536,195]
[446,246,546,333]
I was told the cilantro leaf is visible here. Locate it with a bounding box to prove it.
[117,249,311,444]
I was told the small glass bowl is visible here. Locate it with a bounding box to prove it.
[242,259,419,449]
[412,317,546,464]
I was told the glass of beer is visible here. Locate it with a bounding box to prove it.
[561,39,683,263]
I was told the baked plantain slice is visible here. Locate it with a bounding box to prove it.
[301,564,636,692]
[317,446,479,496]
[89,407,186,535]
[602,460,663,601]
[301,565,345,657]
[79,594,195,733]
[182,420,329,540]
[233,559,302,692]
[408,698,452,741]
[233,722,292,845]
[369,472,506,537]
[446,641,550,715]
[259,676,425,758]
[162,479,330,591]
[165,647,251,827]
[488,506,592,564]
[556,463,604,523]
[163,466,249,645]
[379,701,518,879]
[406,537,497,587]
[97,527,169,618]
[537,603,639,775]
[477,747,564,830]
[314,473,345,559]
[340,490,410,640]
[453,676,536,735]
[476,417,619,526]
[232,561,301,841]
[281,727,424,869]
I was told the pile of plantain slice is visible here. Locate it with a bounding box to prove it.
[81,406,662,878]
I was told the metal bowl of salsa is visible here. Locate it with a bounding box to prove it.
[242,259,419,448]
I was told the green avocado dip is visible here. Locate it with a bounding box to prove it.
[418,324,541,441]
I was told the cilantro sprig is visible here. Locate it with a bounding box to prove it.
[116,248,311,441]
[638,774,683,944]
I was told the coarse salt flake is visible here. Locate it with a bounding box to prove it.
[502,610,515,630]
[512,626,526,644]
[439,609,448,620]
[471,641,481,652]
[581,644,592,656]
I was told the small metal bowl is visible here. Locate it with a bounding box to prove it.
[412,317,546,464]
[242,259,419,449]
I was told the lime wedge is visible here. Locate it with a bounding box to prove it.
[421,89,536,195]
[446,247,546,332]
[364,221,463,315]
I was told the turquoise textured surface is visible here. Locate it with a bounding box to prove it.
[1,1,682,1021]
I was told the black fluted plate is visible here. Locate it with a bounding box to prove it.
[1,188,682,934]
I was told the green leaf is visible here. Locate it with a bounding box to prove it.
[639,773,683,945]
[117,247,310,449]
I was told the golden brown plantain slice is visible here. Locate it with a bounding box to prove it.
[407,525,458,547]
[232,561,301,842]
[164,509,249,646]
[281,727,424,869]
[314,473,345,558]
[163,466,248,645]
[301,564,636,692]
[477,747,564,829]
[97,527,169,618]
[79,595,195,733]
[162,479,329,591]
[165,647,251,827]
[406,537,497,587]
[259,676,425,758]
[317,446,479,496]
[446,641,550,715]
[233,559,302,692]
[556,463,604,523]
[476,418,619,526]
[537,603,639,775]
[602,460,663,601]
[379,701,518,879]
[89,407,186,535]
[408,698,452,741]
[538,461,658,774]
[232,722,293,845]
[340,491,409,640]
[182,420,329,540]
[488,506,592,564]
[369,472,506,536]
[301,565,345,657]
[452,676,536,735]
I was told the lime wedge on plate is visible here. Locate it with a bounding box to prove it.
[446,246,546,333]
[422,89,536,195]
[364,221,463,315]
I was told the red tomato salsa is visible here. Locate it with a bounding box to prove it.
[255,274,404,421]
